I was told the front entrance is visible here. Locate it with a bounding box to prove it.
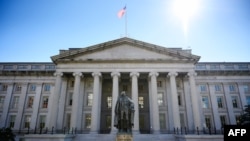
[99,73,151,134]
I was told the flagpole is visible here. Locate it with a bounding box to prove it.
[125,5,127,37]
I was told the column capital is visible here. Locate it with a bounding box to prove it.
[187,72,197,77]
[149,72,159,77]
[167,72,178,77]
[130,72,140,78]
[54,72,63,77]
[111,71,120,78]
[73,72,83,77]
[92,72,102,77]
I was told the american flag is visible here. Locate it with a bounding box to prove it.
[117,6,126,18]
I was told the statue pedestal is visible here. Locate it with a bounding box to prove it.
[116,133,133,141]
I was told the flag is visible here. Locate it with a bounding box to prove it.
[117,6,126,18]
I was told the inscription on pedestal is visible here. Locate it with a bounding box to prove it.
[116,134,133,141]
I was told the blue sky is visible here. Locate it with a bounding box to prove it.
[0,0,249,62]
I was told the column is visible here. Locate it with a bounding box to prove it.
[208,84,221,129]
[71,72,83,130]
[48,72,63,129]
[187,72,203,130]
[30,83,42,129]
[183,78,194,130]
[111,71,120,133]
[90,72,102,133]
[168,72,181,129]
[57,79,68,129]
[149,72,160,134]
[130,72,140,133]
[14,83,28,130]
[1,83,14,127]
[165,78,174,130]
[238,83,247,108]
[223,83,236,124]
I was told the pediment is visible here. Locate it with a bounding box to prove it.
[74,44,175,60]
[51,37,200,63]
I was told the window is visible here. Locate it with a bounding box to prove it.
[157,92,164,106]
[31,65,40,70]
[238,64,248,69]
[217,96,224,108]
[15,84,22,92]
[45,65,55,70]
[139,85,144,92]
[235,115,241,125]
[106,115,111,129]
[42,96,49,108]
[157,81,162,87]
[9,115,16,128]
[70,80,74,87]
[220,115,226,126]
[215,85,221,92]
[39,115,46,129]
[85,114,91,129]
[139,115,145,129]
[178,94,182,106]
[244,85,250,93]
[107,96,112,108]
[196,64,206,70]
[68,93,73,106]
[231,96,239,108]
[122,85,127,91]
[0,84,8,91]
[200,85,207,92]
[27,96,34,108]
[229,85,236,92]
[66,114,71,128]
[87,93,93,106]
[159,113,166,129]
[0,96,4,109]
[202,96,209,108]
[210,64,220,70]
[4,65,13,70]
[24,115,31,128]
[138,96,144,108]
[18,65,28,70]
[12,96,19,109]
[205,115,212,128]
[224,64,234,69]
[246,96,250,105]
[44,84,50,92]
[180,113,185,127]
[29,84,36,92]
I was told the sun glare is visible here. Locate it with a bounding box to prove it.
[172,0,200,35]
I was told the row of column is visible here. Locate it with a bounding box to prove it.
[49,71,202,134]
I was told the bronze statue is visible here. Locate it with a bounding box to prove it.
[114,91,134,133]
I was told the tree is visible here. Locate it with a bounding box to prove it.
[239,105,250,126]
[0,127,16,141]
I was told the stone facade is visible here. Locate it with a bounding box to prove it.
[0,37,249,141]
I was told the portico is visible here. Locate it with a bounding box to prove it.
[48,37,202,134]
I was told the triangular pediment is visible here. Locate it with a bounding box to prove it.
[51,37,200,63]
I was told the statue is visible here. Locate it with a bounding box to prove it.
[114,91,135,133]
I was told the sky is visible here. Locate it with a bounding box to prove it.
[0,0,249,63]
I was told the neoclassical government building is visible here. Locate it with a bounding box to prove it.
[0,37,249,140]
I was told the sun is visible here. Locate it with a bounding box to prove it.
[172,0,200,35]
